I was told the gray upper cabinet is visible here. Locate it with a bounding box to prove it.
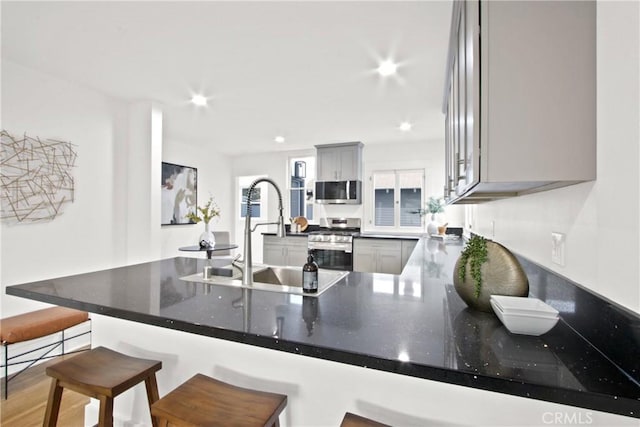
[443,0,596,203]
[315,142,363,181]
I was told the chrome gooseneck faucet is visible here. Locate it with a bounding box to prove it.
[242,177,286,286]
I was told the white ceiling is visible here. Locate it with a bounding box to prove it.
[1,1,453,156]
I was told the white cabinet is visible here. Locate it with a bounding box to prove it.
[353,239,403,275]
[315,142,363,181]
[263,235,308,267]
[443,1,596,203]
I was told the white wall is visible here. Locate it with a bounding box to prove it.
[470,1,640,313]
[229,140,464,239]
[360,139,464,232]
[0,60,129,317]
[161,138,233,259]
[0,60,235,320]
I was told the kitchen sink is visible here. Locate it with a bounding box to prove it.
[180,265,348,296]
[252,266,346,292]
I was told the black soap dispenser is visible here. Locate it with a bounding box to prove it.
[302,251,318,293]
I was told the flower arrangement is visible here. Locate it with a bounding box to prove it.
[426,196,445,214]
[415,197,446,217]
[185,197,220,224]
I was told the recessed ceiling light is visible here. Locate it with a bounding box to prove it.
[399,121,412,132]
[191,94,207,106]
[274,136,285,143]
[377,60,398,77]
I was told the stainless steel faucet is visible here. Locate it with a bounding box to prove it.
[241,177,286,286]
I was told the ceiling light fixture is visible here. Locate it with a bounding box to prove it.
[274,136,285,143]
[377,59,398,77]
[399,121,412,132]
[191,94,207,107]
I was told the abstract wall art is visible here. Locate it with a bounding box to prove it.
[161,161,197,225]
[1,130,78,222]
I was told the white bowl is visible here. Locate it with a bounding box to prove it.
[490,295,559,318]
[490,299,559,336]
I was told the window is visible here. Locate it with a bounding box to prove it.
[240,186,261,218]
[288,156,315,220]
[373,172,395,226]
[238,175,267,220]
[372,169,424,229]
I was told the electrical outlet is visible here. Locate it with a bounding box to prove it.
[551,232,565,266]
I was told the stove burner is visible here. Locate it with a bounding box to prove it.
[310,230,360,237]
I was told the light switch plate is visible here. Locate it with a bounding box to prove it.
[551,232,565,266]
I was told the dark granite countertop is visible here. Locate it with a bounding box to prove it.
[356,233,422,240]
[263,232,422,239]
[6,239,639,418]
[262,232,310,237]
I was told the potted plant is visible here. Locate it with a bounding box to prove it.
[185,197,221,249]
[453,235,529,312]
[425,196,445,235]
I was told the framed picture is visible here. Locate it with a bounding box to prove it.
[161,162,197,225]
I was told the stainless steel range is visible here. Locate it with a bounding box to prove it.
[308,217,361,271]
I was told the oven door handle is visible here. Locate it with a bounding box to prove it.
[308,243,352,253]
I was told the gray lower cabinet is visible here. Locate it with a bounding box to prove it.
[353,239,403,275]
[401,240,418,267]
[263,235,308,267]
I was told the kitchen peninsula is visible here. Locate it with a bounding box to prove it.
[6,239,639,426]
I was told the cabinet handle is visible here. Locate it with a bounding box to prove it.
[453,155,459,185]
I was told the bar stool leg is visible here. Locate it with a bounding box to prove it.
[144,373,160,427]
[43,379,63,427]
[98,395,114,427]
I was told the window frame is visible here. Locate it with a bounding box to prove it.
[368,168,425,232]
[237,175,268,221]
[286,155,316,222]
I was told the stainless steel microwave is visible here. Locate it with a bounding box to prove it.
[315,181,362,204]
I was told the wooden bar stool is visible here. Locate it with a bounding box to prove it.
[151,373,287,427]
[43,346,162,427]
[341,412,390,427]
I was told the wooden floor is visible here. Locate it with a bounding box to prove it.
[1,353,88,427]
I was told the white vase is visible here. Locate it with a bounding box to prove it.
[199,222,216,249]
[426,213,439,235]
